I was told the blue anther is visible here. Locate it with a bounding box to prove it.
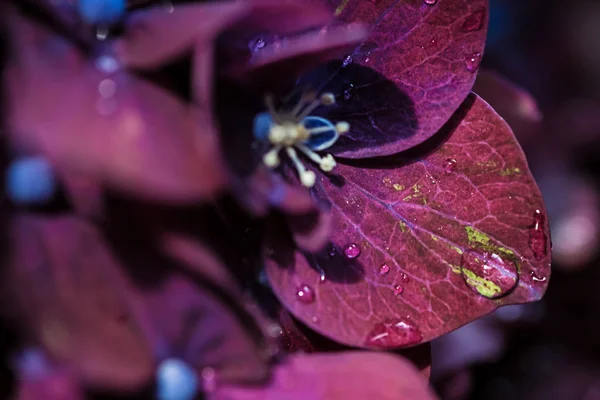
[302,116,339,151]
[156,358,198,400]
[253,111,273,141]
[77,0,125,25]
[6,157,57,205]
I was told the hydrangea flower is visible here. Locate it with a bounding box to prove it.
[0,0,551,399]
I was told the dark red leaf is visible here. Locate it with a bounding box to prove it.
[265,94,551,348]
[212,352,438,400]
[302,0,489,158]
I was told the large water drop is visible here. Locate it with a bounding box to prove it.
[365,318,423,348]
[460,250,518,299]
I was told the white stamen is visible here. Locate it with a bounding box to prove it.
[296,92,335,121]
[269,125,286,144]
[263,146,282,168]
[265,95,282,124]
[320,154,336,172]
[259,91,349,187]
[320,93,336,105]
[307,126,337,135]
[336,121,350,134]
[290,91,318,118]
[297,145,337,172]
[287,147,316,187]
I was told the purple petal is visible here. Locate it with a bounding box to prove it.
[265,94,551,348]
[213,352,438,400]
[3,10,227,203]
[300,0,489,158]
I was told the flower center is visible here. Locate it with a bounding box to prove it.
[253,91,349,188]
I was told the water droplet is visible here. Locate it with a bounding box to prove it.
[296,284,315,304]
[365,318,423,348]
[462,9,486,32]
[317,267,327,282]
[157,359,198,400]
[96,25,109,40]
[460,250,518,299]
[399,272,410,283]
[378,264,390,276]
[343,83,354,101]
[201,367,216,393]
[162,0,174,13]
[16,348,50,379]
[98,78,116,98]
[529,209,548,261]
[531,271,547,283]
[393,284,404,296]
[424,0,437,5]
[342,55,353,67]
[444,158,457,174]
[249,37,266,53]
[311,316,320,324]
[267,323,283,338]
[95,54,120,74]
[465,52,482,72]
[343,243,361,259]
[328,245,337,257]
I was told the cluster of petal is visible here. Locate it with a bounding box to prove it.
[0,0,553,399]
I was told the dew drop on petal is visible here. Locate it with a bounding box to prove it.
[344,243,361,259]
[328,245,337,258]
[365,318,423,348]
[157,359,198,400]
[444,158,457,174]
[162,0,174,13]
[296,284,315,304]
[201,367,216,393]
[249,37,266,53]
[378,264,390,276]
[95,54,120,74]
[342,55,353,67]
[399,272,410,283]
[462,9,486,32]
[530,271,547,283]
[267,323,283,338]
[424,0,437,5]
[96,25,109,40]
[343,84,354,101]
[393,284,404,296]
[460,250,518,299]
[98,78,116,98]
[465,52,482,72]
[529,209,548,261]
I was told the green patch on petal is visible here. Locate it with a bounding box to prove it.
[499,167,522,176]
[461,268,503,298]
